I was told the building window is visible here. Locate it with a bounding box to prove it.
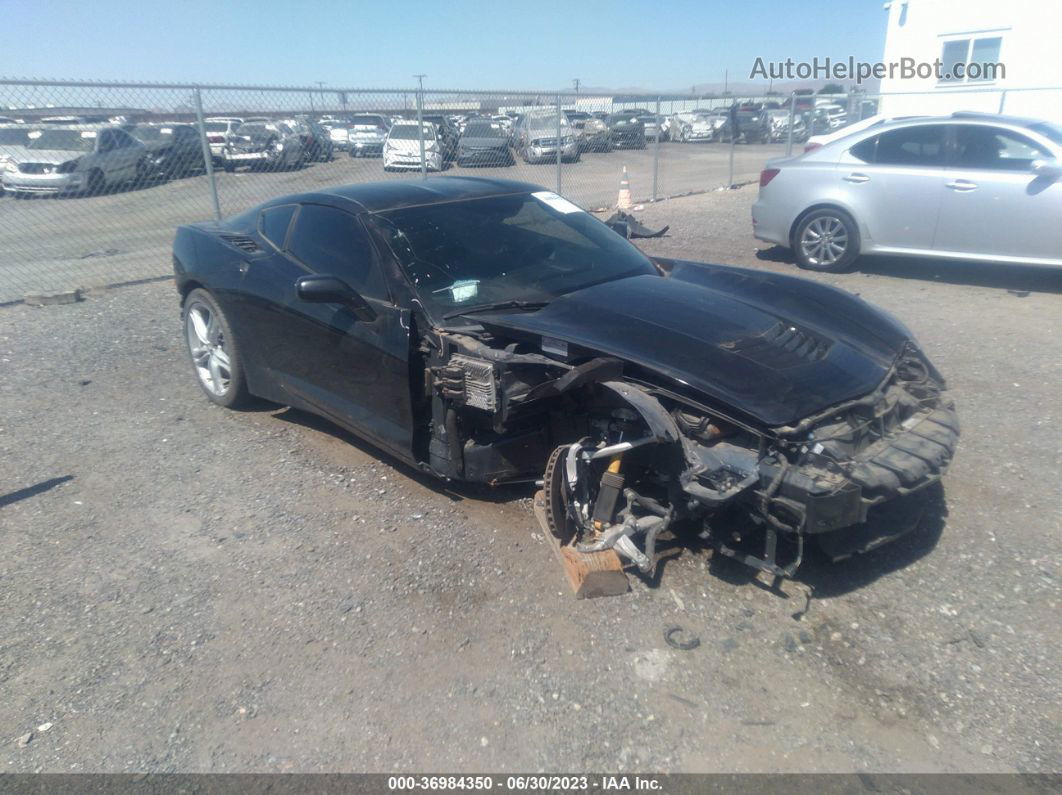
[939,36,1003,84]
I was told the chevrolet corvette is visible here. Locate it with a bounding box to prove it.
[173,177,959,577]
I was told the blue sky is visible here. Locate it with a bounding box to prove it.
[4,0,887,90]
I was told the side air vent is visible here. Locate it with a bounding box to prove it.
[720,321,832,368]
[219,233,262,253]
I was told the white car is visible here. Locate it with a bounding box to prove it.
[0,124,35,193]
[383,121,443,171]
[671,111,727,143]
[1,125,145,195]
[203,117,243,163]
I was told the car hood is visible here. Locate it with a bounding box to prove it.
[460,136,508,148]
[475,261,911,427]
[17,150,85,164]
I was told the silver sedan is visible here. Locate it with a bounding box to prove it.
[752,113,1062,272]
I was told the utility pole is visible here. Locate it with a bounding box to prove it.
[315,81,326,114]
[414,74,427,178]
[572,78,580,95]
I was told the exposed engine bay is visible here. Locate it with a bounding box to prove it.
[416,323,960,578]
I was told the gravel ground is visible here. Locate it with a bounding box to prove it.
[0,187,1059,774]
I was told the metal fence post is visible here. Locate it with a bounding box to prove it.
[415,75,426,178]
[998,90,1007,114]
[555,94,562,195]
[785,91,796,157]
[652,96,660,202]
[192,87,222,222]
[728,103,736,188]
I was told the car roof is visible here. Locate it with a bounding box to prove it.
[315,176,547,213]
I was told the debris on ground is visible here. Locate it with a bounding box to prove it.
[663,626,701,651]
[603,209,669,238]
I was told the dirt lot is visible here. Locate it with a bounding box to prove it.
[0,187,1059,773]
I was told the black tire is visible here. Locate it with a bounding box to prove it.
[223,161,235,173]
[85,169,105,196]
[182,288,251,409]
[792,208,860,273]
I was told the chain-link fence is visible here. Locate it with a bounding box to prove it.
[1,78,1059,303]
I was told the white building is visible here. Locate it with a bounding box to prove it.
[880,0,1062,121]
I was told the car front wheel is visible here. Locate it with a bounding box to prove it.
[183,288,250,408]
[793,208,860,272]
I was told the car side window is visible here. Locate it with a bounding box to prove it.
[115,130,135,148]
[287,205,384,298]
[97,130,115,152]
[872,125,947,167]
[849,136,877,163]
[953,126,1051,171]
[259,204,297,250]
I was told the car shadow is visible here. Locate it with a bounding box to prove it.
[756,246,1062,294]
[703,484,948,599]
[268,405,531,505]
[262,403,947,597]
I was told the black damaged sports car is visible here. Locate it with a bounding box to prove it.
[173,177,959,577]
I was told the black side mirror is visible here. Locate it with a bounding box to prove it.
[295,274,376,322]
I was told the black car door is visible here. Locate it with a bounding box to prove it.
[238,202,414,460]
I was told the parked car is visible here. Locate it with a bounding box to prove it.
[420,115,461,162]
[753,113,1062,272]
[172,176,958,578]
[513,110,579,164]
[733,107,768,143]
[346,114,390,158]
[456,120,514,167]
[291,118,333,162]
[130,123,204,180]
[576,114,611,152]
[670,111,726,143]
[762,109,808,143]
[325,120,352,151]
[383,121,444,171]
[0,124,35,194]
[221,121,305,172]
[203,117,243,165]
[606,113,645,149]
[636,114,668,142]
[1,125,144,196]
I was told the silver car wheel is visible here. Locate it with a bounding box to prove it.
[800,216,849,267]
[186,302,231,397]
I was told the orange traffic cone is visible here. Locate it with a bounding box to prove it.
[617,166,632,210]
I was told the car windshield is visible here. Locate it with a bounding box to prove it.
[351,116,386,129]
[204,121,233,132]
[389,125,435,140]
[463,122,505,138]
[370,193,657,320]
[27,129,96,151]
[1027,121,1062,146]
[525,114,569,132]
[0,128,31,145]
[131,126,174,142]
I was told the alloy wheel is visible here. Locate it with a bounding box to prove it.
[800,216,849,267]
[185,302,231,397]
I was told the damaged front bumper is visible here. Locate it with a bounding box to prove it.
[539,352,959,578]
